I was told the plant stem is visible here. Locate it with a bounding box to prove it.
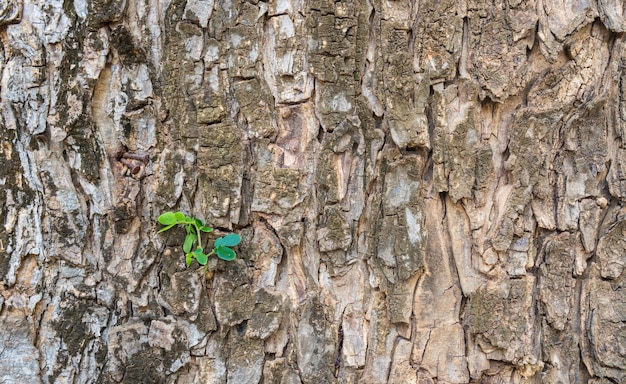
[193,224,202,249]
[203,250,216,272]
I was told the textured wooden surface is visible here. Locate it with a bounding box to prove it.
[1,0,625,382]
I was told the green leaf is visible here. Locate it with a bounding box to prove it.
[220,233,241,247]
[216,246,236,261]
[174,212,186,222]
[159,212,241,266]
[183,233,196,253]
[157,223,176,233]
[194,249,208,265]
[186,253,193,267]
[158,212,177,225]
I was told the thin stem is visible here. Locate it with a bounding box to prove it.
[194,224,202,249]
[203,250,216,273]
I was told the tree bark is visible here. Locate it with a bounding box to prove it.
[1,0,625,383]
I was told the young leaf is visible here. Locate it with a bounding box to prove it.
[158,212,177,225]
[157,223,176,233]
[220,233,241,247]
[183,233,196,253]
[157,211,241,268]
[216,246,236,261]
[194,249,208,265]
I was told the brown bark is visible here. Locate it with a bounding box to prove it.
[1,0,625,383]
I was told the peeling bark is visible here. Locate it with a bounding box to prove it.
[1,0,626,383]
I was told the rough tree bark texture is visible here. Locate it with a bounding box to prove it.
[1,0,625,383]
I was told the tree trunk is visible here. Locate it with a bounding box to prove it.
[1,0,625,383]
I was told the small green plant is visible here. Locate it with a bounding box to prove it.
[157,211,241,267]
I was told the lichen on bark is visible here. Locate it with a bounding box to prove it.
[1,0,626,383]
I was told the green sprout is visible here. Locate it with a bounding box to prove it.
[157,211,241,267]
